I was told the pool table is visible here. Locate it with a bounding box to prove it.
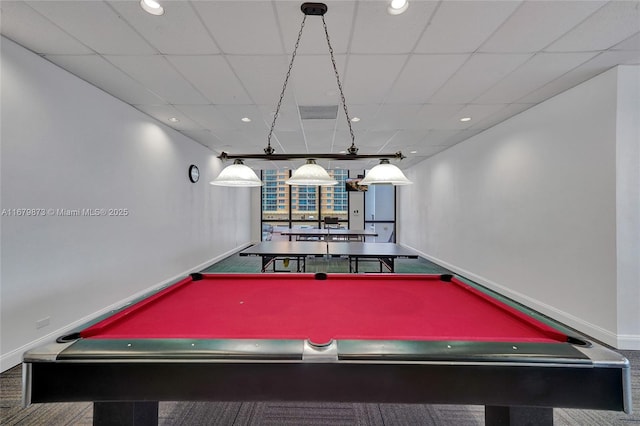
[23,273,631,426]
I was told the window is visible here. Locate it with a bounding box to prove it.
[261,169,348,238]
[321,170,348,221]
[261,170,289,221]
[364,181,396,242]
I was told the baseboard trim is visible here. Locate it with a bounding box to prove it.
[401,244,632,350]
[1,244,250,373]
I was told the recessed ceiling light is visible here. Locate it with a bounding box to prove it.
[388,0,409,15]
[350,117,360,122]
[241,117,251,123]
[410,150,417,154]
[339,151,346,154]
[168,117,179,123]
[460,117,472,122]
[140,0,164,15]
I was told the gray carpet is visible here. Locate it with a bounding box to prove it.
[2,253,638,425]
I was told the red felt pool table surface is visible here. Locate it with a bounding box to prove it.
[81,273,566,345]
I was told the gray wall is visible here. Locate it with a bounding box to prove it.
[1,38,253,370]
[398,66,640,349]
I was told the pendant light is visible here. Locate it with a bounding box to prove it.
[359,159,413,186]
[209,160,263,187]
[286,160,338,186]
[212,3,410,186]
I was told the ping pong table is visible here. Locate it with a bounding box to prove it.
[239,241,419,273]
[280,228,378,242]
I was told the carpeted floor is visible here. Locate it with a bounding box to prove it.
[2,253,638,425]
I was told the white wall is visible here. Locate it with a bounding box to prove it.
[399,66,640,349]
[0,37,253,370]
[615,66,640,348]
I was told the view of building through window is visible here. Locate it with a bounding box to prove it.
[261,169,349,240]
[261,169,396,242]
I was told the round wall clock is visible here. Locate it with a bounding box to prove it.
[188,165,199,183]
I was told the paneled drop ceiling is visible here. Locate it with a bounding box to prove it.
[2,0,639,171]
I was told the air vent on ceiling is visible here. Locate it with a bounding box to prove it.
[299,105,338,120]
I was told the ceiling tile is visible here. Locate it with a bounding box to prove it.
[227,55,290,105]
[192,1,283,55]
[386,54,470,103]
[304,130,338,153]
[351,1,438,54]
[410,104,465,129]
[351,130,397,152]
[166,55,251,104]
[0,1,93,54]
[430,53,532,103]
[26,1,155,54]
[217,105,273,133]
[439,104,507,129]
[444,129,485,146]
[44,54,166,105]
[270,129,305,152]
[176,105,236,131]
[258,104,301,132]
[343,54,407,104]
[300,119,338,132]
[289,54,347,106]
[369,104,423,131]
[469,103,536,130]
[479,1,606,53]
[212,127,270,152]
[386,137,448,160]
[475,52,598,103]
[421,130,465,146]
[3,0,637,168]
[546,1,640,52]
[334,104,380,129]
[380,129,431,152]
[133,105,204,131]
[108,1,219,55]
[415,1,520,54]
[612,31,640,51]
[106,55,209,104]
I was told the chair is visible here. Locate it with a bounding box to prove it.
[323,217,340,229]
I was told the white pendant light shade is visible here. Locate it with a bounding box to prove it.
[359,159,413,186]
[210,160,263,187]
[286,159,338,186]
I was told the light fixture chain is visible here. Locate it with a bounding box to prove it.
[266,14,307,155]
[321,15,357,154]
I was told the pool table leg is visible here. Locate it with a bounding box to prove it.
[93,401,158,426]
[485,405,553,425]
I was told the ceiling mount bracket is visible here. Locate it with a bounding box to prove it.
[301,3,328,16]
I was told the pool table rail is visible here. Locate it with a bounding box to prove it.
[23,335,631,413]
[25,337,597,364]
